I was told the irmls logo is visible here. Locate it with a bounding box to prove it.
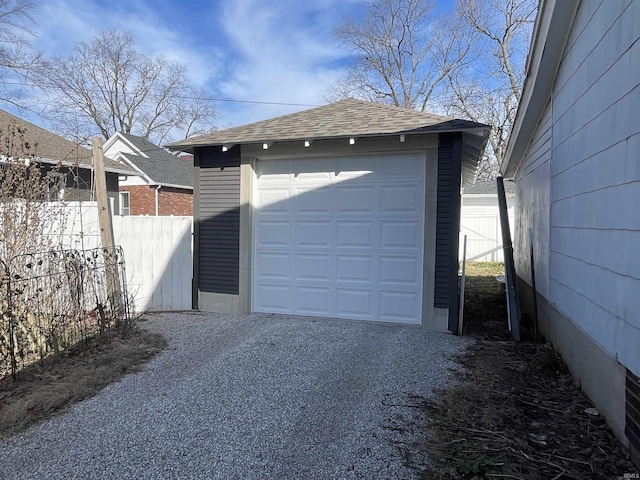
[622,473,640,479]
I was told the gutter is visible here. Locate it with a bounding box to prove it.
[155,185,161,216]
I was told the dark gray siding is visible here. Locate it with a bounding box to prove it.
[435,133,462,331]
[194,146,241,295]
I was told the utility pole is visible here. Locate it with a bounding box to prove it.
[92,137,115,249]
[92,137,122,325]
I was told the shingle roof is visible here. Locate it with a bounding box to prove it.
[167,98,490,150]
[0,109,136,175]
[463,180,516,195]
[118,133,193,188]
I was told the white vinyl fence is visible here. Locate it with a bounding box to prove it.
[54,202,193,312]
[460,199,515,263]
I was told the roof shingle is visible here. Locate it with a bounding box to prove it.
[118,133,193,188]
[167,99,489,150]
[0,109,136,174]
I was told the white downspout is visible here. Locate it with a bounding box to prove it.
[155,185,161,216]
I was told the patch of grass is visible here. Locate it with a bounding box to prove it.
[462,262,509,338]
[464,261,504,277]
[0,327,167,438]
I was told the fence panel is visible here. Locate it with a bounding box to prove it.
[50,203,192,312]
[460,206,515,262]
[113,215,192,312]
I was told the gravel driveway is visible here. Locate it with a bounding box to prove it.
[0,312,469,479]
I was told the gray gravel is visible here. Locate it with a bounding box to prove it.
[0,312,470,479]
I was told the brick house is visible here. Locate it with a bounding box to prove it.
[103,132,193,216]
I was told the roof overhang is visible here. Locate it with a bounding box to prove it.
[500,0,580,179]
[168,127,490,154]
[152,182,194,190]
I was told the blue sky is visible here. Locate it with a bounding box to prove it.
[22,0,371,129]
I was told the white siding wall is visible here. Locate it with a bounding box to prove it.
[103,138,148,187]
[514,100,552,299]
[546,0,640,374]
[104,138,140,158]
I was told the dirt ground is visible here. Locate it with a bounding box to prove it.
[0,323,166,438]
[418,262,639,479]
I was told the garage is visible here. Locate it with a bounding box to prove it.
[252,153,425,323]
[167,98,489,332]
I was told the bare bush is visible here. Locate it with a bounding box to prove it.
[0,123,131,380]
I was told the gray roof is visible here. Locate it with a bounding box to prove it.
[167,99,490,150]
[119,133,193,188]
[463,180,516,195]
[0,109,137,175]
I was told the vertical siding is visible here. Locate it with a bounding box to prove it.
[195,146,241,295]
[435,133,462,330]
[548,0,640,369]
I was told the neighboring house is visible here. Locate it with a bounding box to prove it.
[0,109,136,211]
[460,180,515,262]
[501,0,640,462]
[167,99,489,331]
[103,132,193,216]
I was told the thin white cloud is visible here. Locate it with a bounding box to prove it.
[23,0,362,128]
[33,0,218,87]
[215,0,358,125]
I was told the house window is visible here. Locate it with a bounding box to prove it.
[119,191,130,216]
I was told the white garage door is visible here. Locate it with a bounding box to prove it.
[253,152,425,324]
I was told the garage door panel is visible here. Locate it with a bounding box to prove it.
[379,291,421,324]
[379,257,420,286]
[256,221,293,247]
[296,221,332,248]
[256,165,291,182]
[295,254,332,281]
[336,289,374,318]
[254,284,293,313]
[337,221,376,249]
[256,252,291,280]
[336,255,374,284]
[295,286,333,315]
[253,153,424,323]
[380,185,422,214]
[380,222,421,250]
[336,185,377,214]
[381,156,422,177]
[293,186,332,214]
[256,189,291,213]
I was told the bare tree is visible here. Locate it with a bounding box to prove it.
[446,0,537,179]
[37,31,218,145]
[327,0,470,111]
[0,0,41,108]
